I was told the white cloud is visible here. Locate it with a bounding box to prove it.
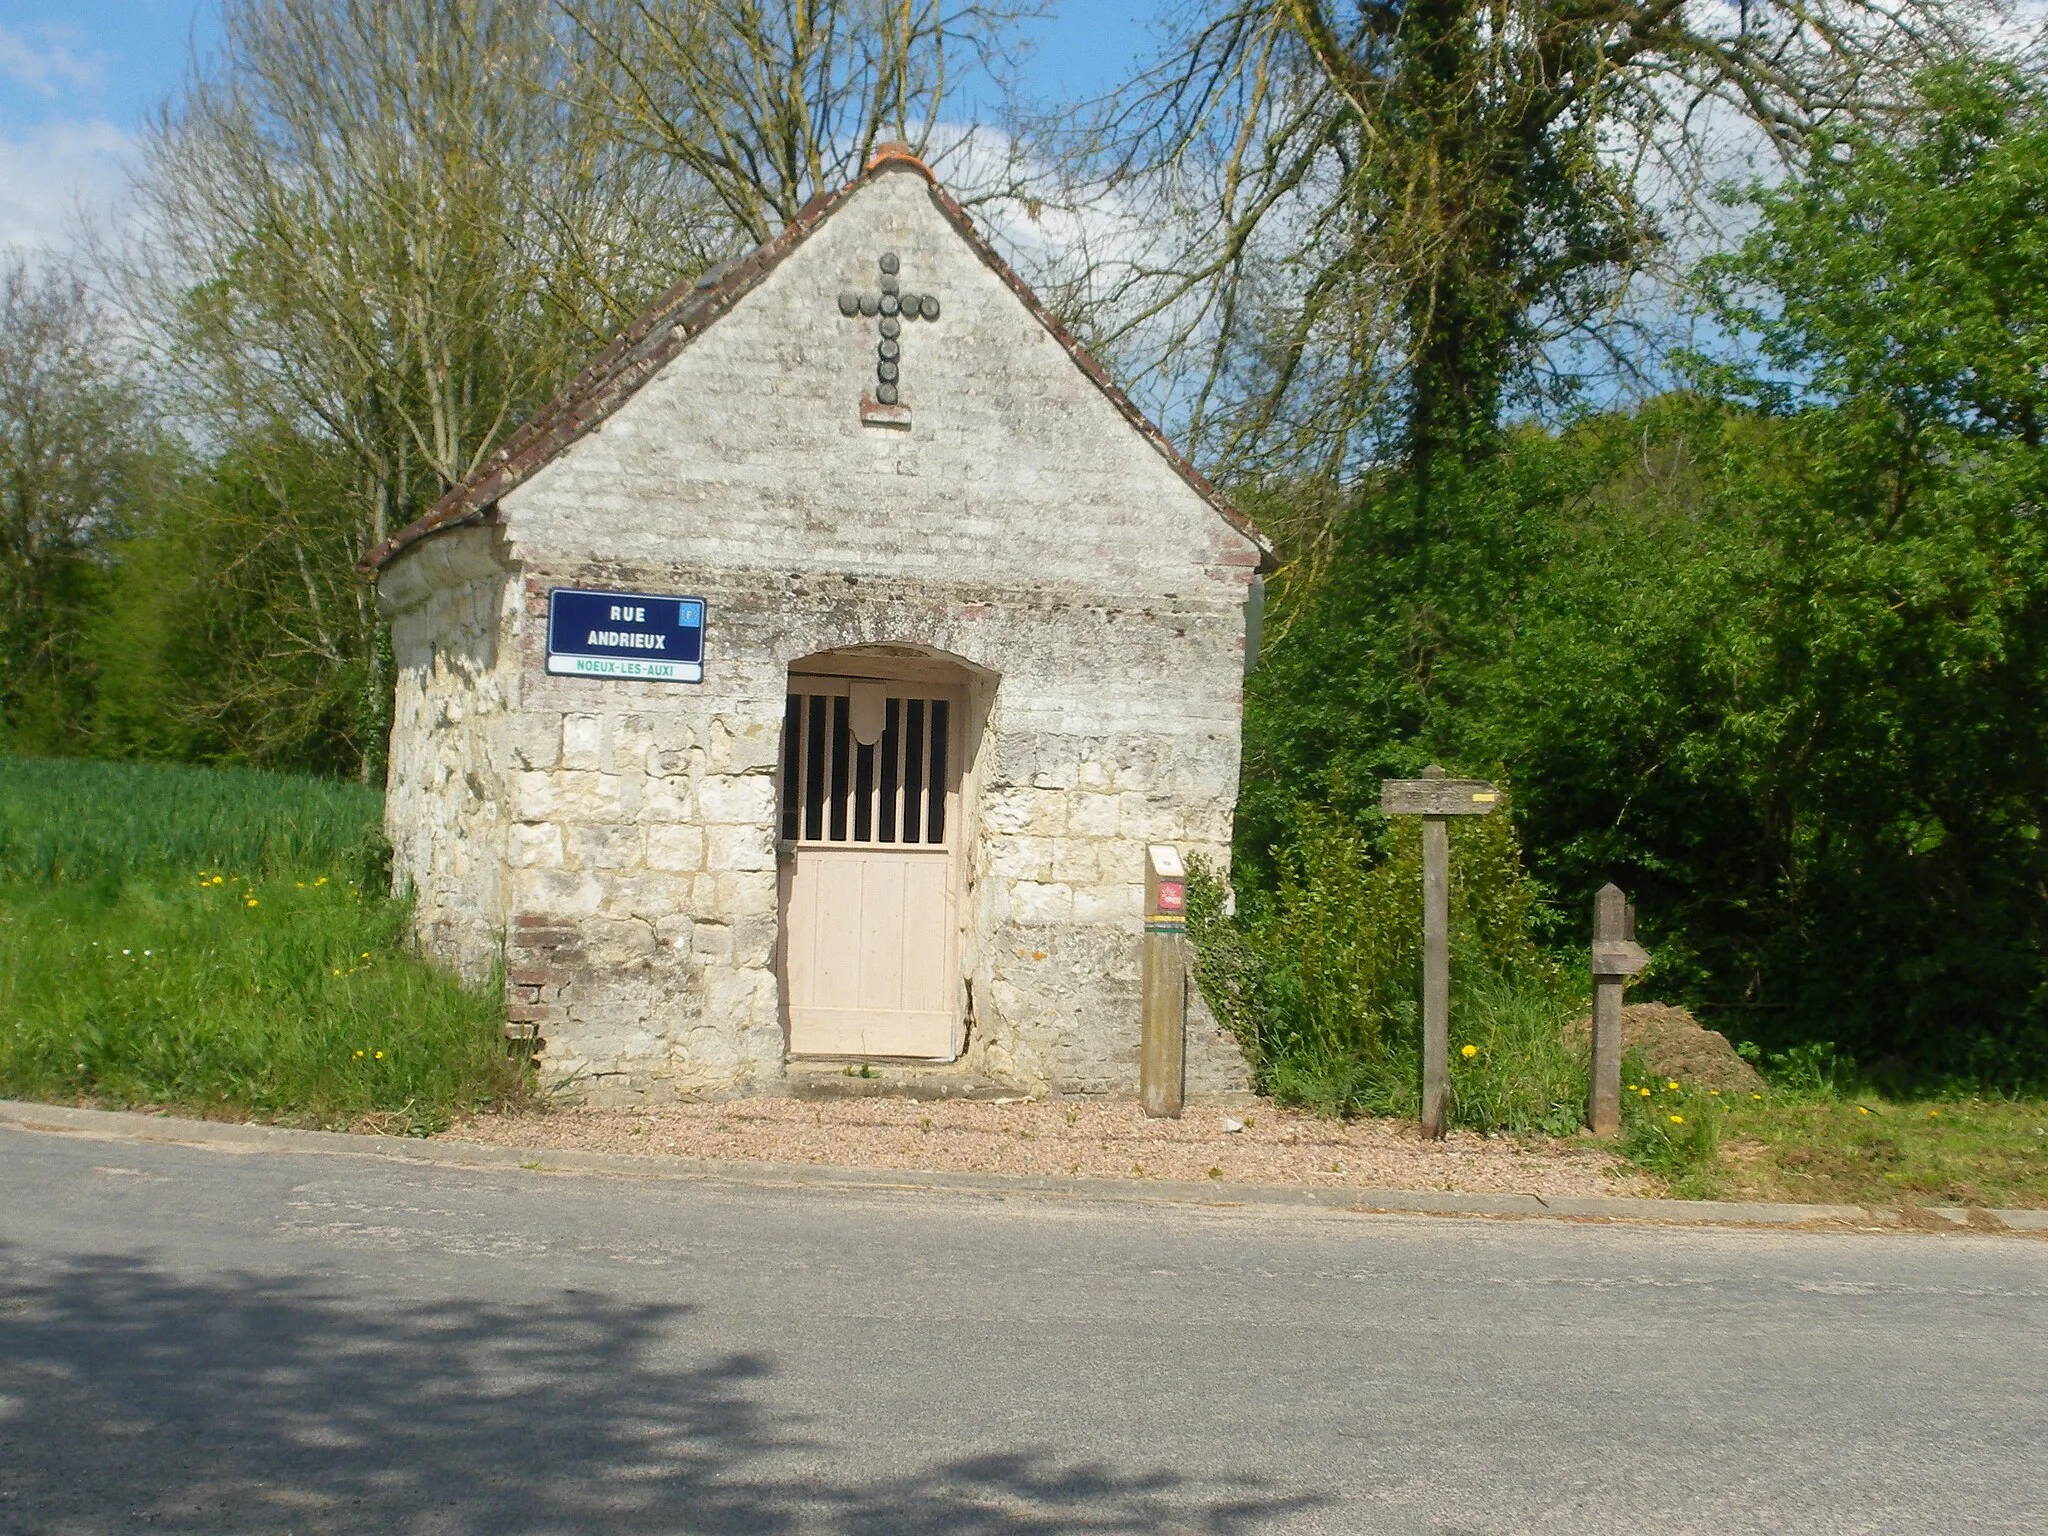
[0,118,134,258]
[0,25,105,97]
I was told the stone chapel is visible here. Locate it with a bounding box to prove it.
[363,148,1273,1103]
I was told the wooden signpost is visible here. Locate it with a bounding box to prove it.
[1380,766,1500,1139]
[1140,844,1188,1118]
[1588,883,1650,1135]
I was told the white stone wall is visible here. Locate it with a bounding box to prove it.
[380,164,1259,1100]
[380,525,518,985]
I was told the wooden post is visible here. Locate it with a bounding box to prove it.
[1420,772,1451,1139]
[1380,766,1499,1141]
[1588,882,1650,1135]
[1141,844,1187,1118]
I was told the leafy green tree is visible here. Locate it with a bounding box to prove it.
[0,260,160,754]
[1240,57,2048,1084]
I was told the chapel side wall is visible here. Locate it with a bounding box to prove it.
[379,525,518,986]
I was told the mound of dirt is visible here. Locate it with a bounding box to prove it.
[1563,1002,1765,1093]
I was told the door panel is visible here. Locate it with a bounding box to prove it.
[779,676,963,1059]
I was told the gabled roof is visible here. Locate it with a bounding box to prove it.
[360,147,1271,573]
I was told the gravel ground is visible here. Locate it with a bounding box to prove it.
[444,1096,1648,1197]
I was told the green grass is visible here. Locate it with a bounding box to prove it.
[1652,1091,2048,1208]
[0,756,521,1132]
[0,754,384,884]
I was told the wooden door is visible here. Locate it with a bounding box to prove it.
[777,674,964,1059]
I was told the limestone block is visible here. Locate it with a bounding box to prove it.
[1073,883,1140,923]
[647,824,706,872]
[583,917,658,963]
[697,773,776,824]
[1066,792,1122,838]
[707,968,769,1027]
[507,822,564,869]
[981,787,1065,837]
[984,835,1052,881]
[508,714,561,771]
[655,913,695,953]
[639,775,697,824]
[707,823,776,872]
[693,923,734,961]
[1010,880,1073,923]
[708,715,781,774]
[511,867,605,918]
[568,824,645,870]
[608,872,691,921]
[1117,793,1158,840]
[714,870,779,914]
[1050,837,1099,885]
[515,771,561,821]
[562,713,605,770]
[612,716,658,775]
[551,771,639,820]
[733,913,779,969]
[677,1023,743,1077]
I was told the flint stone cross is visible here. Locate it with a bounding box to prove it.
[837,252,940,413]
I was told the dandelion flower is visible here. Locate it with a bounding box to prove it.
[1709,1089,1721,1096]
[1753,1092,1763,1100]
[315,876,328,886]
[212,875,224,885]
[360,952,370,960]
[296,882,305,889]
[1669,1115,1684,1124]
[1929,1110,1939,1118]
[333,968,342,976]
[246,898,258,908]
[1857,1105,1870,1115]
[353,1050,363,1059]
[1667,1080,1679,1091]
[374,1050,384,1060]
[1461,1044,1477,1059]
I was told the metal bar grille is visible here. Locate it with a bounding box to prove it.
[780,689,951,846]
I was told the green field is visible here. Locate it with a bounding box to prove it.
[0,756,523,1132]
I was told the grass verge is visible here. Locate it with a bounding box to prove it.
[0,756,523,1133]
[1659,1093,2048,1208]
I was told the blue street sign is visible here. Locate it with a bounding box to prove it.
[546,589,705,682]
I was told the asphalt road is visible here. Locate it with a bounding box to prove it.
[1,1125,2043,1534]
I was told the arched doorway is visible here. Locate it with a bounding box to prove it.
[776,647,979,1059]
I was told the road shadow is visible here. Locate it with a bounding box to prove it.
[0,1249,1316,1533]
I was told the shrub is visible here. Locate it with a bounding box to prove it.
[1187,791,1588,1130]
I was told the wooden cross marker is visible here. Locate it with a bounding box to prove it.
[1588,883,1649,1134]
[1380,765,1500,1139]
[837,251,940,423]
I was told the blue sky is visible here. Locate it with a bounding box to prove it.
[0,1,1175,255]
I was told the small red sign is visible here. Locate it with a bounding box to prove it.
[1155,881,1186,913]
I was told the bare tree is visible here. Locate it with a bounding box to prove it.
[1078,0,1989,532]
[0,258,153,750]
[118,0,714,774]
[559,0,1047,243]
